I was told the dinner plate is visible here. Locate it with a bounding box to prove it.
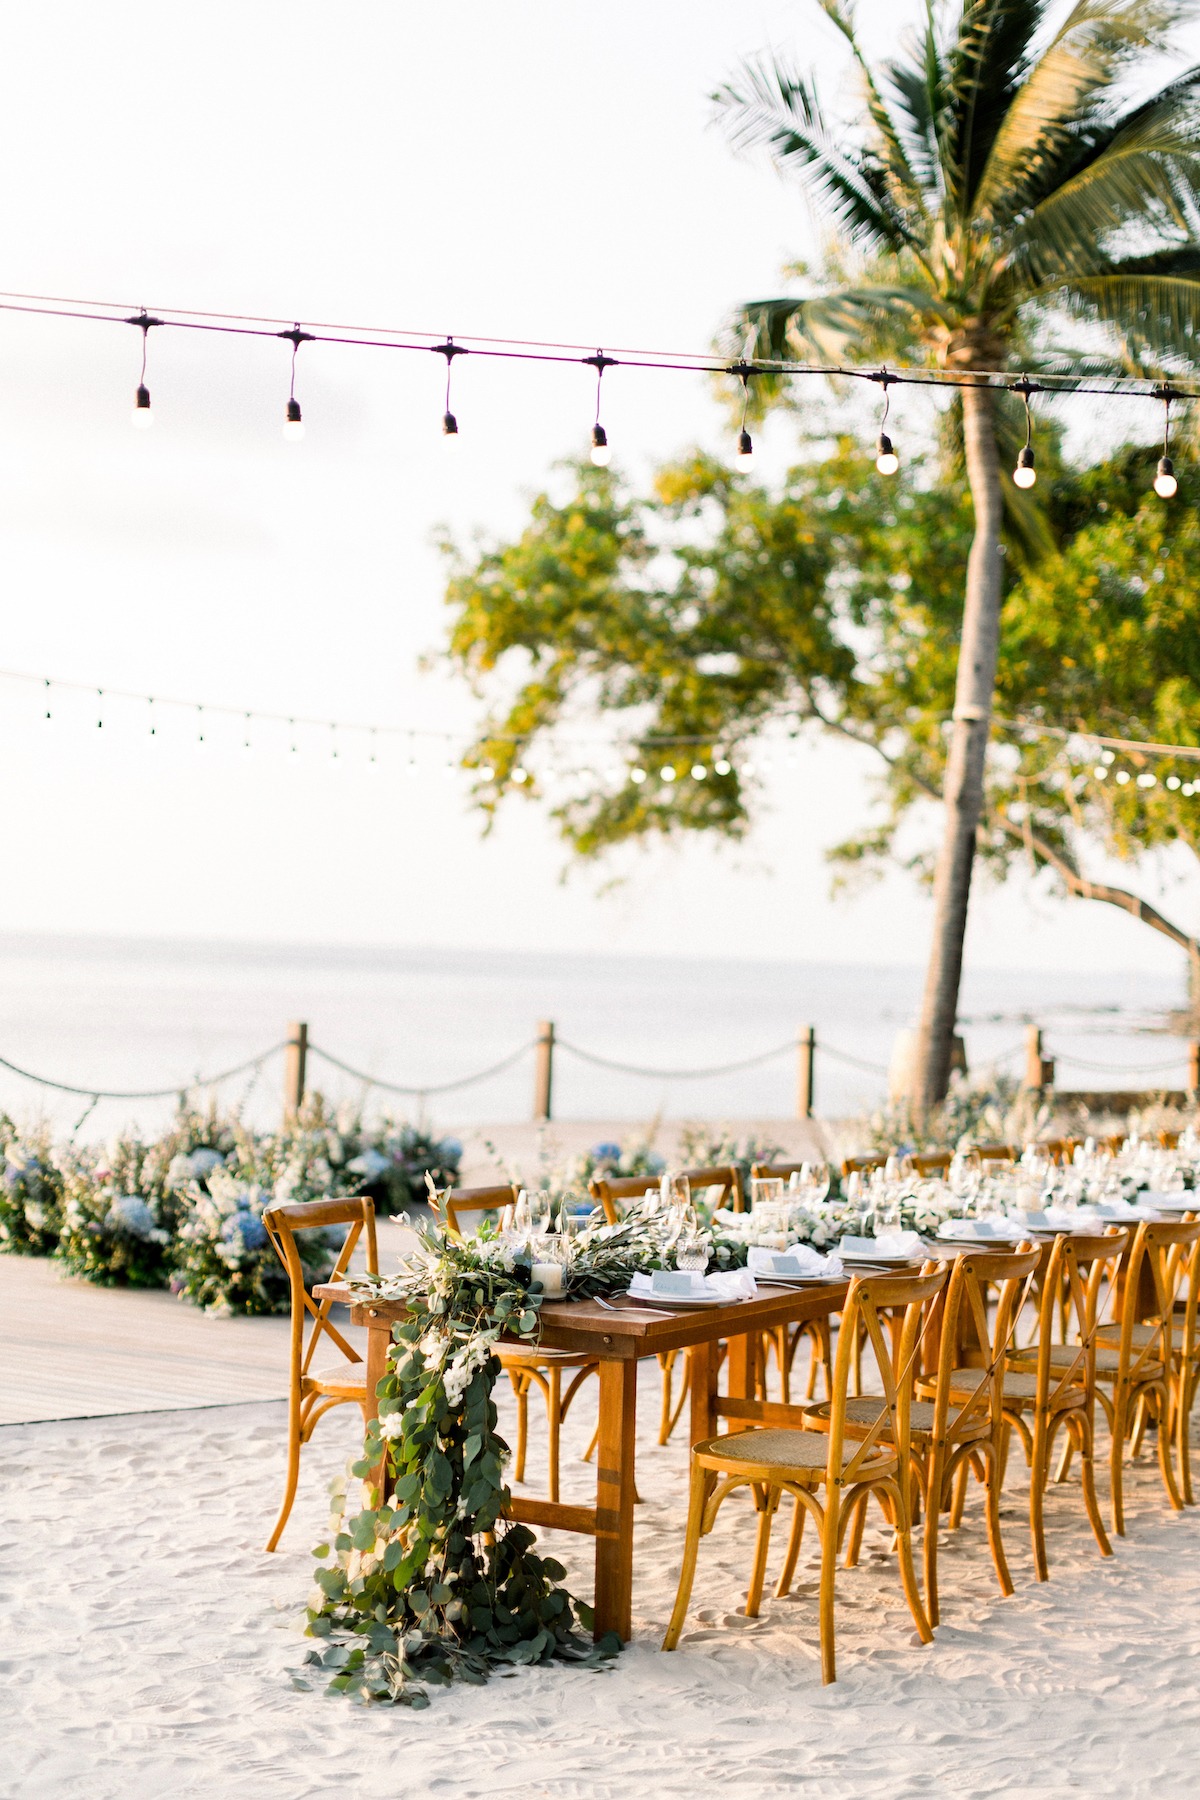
[840,1251,913,1266]
[753,1271,844,1286]
[623,1289,740,1308]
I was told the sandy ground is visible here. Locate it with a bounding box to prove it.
[2,1347,1199,1800]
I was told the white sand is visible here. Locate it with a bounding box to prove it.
[3,1354,1200,1800]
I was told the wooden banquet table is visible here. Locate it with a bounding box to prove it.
[315,1278,855,1642]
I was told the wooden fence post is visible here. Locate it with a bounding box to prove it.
[283,1020,308,1122]
[1024,1022,1054,1089]
[533,1020,555,1122]
[796,1025,815,1120]
[1189,1040,1200,1096]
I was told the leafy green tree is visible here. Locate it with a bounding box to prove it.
[441,435,1200,1002]
[714,0,1200,1103]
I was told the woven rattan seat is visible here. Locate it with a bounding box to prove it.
[694,1427,880,1475]
[1095,1321,1159,1348]
[808,1394,988,1440]
[308,1363,368,1395]
[951,1365,1084,1409]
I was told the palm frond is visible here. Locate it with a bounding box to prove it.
[815,0,933,221]
[1035,245,1200,368]
[974,0,1191,225]
[713,52,920,252]
[1004,70,1200,281]
[731,284,951,369]
[943,0,1050,218]
[883,5,948,202]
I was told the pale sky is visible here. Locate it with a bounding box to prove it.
[0,0,1192,988]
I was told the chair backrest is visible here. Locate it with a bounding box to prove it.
[975,1143,1017,1165]
[750,1160,808,1183]
[1027,1229,1129,1406]
[912,1152,951,1177]
[437,1183,520,1237]
[1121,1219,1200,1372]
[928,1243,1041,1439]
[1102,1133,1127,1156]
[1169,1228,1200,1367]
[841,1154,886,1178]
[825,1264,949,1487]
[1159,1129,1180,1150]
[1042,1137,1080,1166]
[588,1165,743,1218]
[264,1195,378,1383]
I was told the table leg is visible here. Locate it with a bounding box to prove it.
[727,1329,758,1402]
[689,1340,719,1445]
[593,1357,637,1642]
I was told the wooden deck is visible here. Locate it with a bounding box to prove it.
[0,1232,406,1424]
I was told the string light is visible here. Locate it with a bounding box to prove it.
[732,360,755,462]
[660,765,676,782]
[1153,383,1179,497]
[279,325,312,442]
[691,763,707,779]
[434,339,465,440]
[630,766,647,784]
[1011,377,1039,488]
[871,370,899,475]
[128,311,160,428]
[585,351,615,466]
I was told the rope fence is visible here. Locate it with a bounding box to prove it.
[0,1017,1195,1125]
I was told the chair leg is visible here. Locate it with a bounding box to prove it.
[662,1465,715,1651]
[511,1370,530,1485]
[1153,1382,1185,1513]
[582,1421,599,1464]
[546,1364,562,1505]
[775,1327,791,1406]
[984,1441,1014,1600]
[1177,1366,1196,1506]
[746,1486,777,1618]
[1029,1415,1050,1582]
[1077,1410,1112,1559]
[923,1447,945,1627]
[1129,1393,1149,1461]
[948,1456,969,1530]
[264,1395,303,1553]
[775,1492,807,1598]
[819,1490,840,1685]
[665,1354,691,1443]
[843,1491,868,1569]
[894,1490,934,1648]
[657,1353,676,1447]
[1109,1386,1128,1538]
[1054,1433,1075,1485]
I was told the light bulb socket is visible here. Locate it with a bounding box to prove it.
[443,410,458,436]
[286,397,302,425]
[591,423,608,451]
[737,428,753,459]
[1013,444,1037,487]
[135,384,151,411]
[1017,445,1035,472]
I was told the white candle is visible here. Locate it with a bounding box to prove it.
[531,1261,564,1297]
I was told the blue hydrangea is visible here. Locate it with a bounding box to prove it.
[220,1208,269,1253]
[591,1142,622,1162]
[107,1195,159,1239]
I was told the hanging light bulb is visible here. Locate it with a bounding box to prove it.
[278,324,313,442]
[1011,376,1039,487]
[872,371,899,474]
[630,765,647,784]
[1153,385,1179,497]
[714,757,732,776]
[126,311,161,428]
[731,359,756,464]
[434,339,466,442]
[691,763,708,780]
[584,349,617,468]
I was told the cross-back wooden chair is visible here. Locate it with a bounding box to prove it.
[662,1264,946,1684]
[1090,1218,1199,1533]
[1042,1138,1081,1166]
[911,1152,952,1178]
[1102,1133,1127,1156]
[748,1160,834,1406]
[841,1154,886,1179]
[432,1183,598,1503]
[975,1143,1017,1165]
[588,1166,743,1444]
[877,1243,1040,1624]
[1159,1130,1180,1150]
[993,1230,1123,1578]
[1168,1228,1200,1504]
[262,1195,379,1551]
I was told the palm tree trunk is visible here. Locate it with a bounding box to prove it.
[910,382,1005,1109]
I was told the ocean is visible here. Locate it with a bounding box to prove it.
[0,932,1188,1141]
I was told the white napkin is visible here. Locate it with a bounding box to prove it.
[1007,1209,1052,1230]
[938,1218,1000,1239]
[1044,1205,1104,1230]
[839,1230,924,1260]
[1139,1190,1195,1212]
[630,1267,758,1301]
[747,1244,844,1279]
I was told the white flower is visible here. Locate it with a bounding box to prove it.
[378,1413,406,1441]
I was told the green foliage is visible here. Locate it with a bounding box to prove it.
[0,1119,63,1254]
[857,1075,1047,1155]
[305,1213,691,1703]
[347,1121,463,1217]
[56,1132,186,1288]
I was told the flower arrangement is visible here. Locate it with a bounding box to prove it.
[55,1134,179,1287]
[347,1119,463,1216]
[0,1119,64,1255]
[171,1165,341,1315]
[305,1201,683,1705]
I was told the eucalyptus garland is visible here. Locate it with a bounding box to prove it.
[303,1206,678,1706]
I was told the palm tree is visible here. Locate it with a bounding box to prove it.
[716,0,1200,1108]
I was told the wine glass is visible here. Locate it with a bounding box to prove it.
[751,1176,784,1208]
[512,1189,532,1235]
[526,1188,552,1234]
[663,1174,691,1211]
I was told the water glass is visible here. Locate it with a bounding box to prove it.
[675,1232,710,1274]
[751,1176,785,1208]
